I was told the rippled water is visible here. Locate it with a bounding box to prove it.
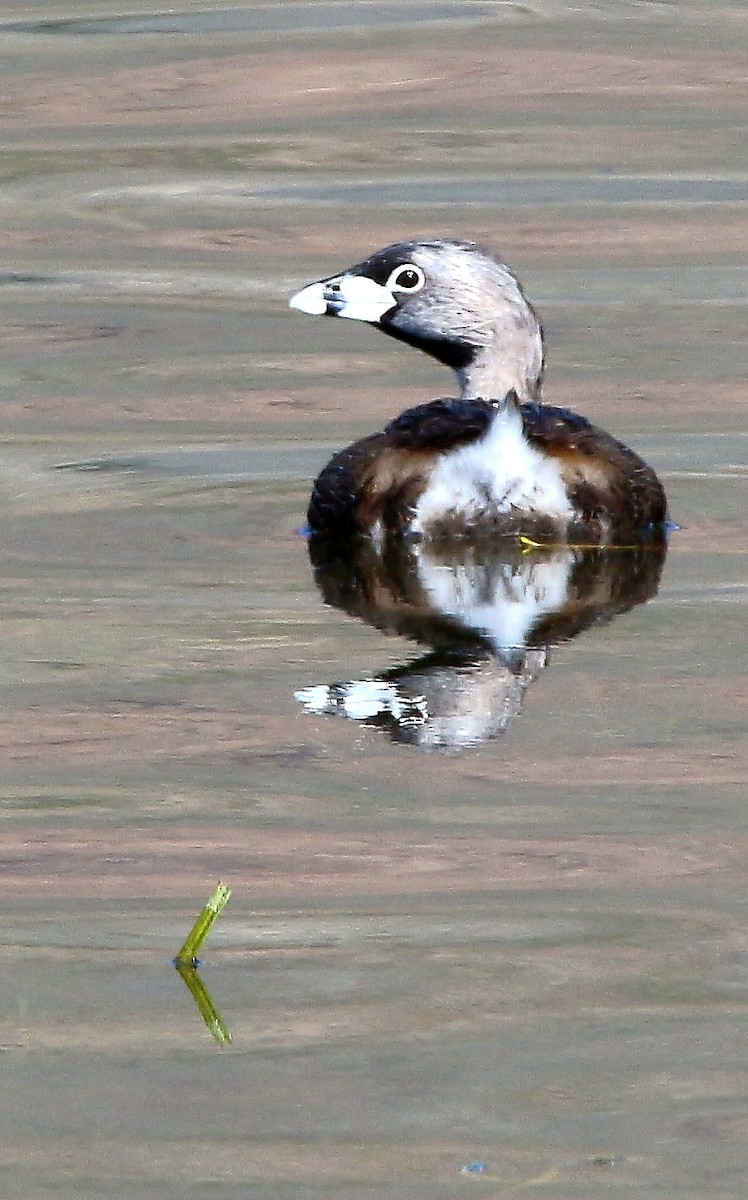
[0,3,746,1197]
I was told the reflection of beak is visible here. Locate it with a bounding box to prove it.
[289,273,397,323]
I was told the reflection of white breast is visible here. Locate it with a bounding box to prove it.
[413,403,573,536]
[414,543,576,652]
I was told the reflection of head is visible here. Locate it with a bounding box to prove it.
[297,649,547,750]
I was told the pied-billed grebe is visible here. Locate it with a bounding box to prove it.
[289,239,667,544]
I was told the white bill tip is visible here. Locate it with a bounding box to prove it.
[289,281,328,315]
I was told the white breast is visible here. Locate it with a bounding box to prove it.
[412,402,572,535]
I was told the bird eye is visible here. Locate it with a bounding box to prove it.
[386,264,425,293]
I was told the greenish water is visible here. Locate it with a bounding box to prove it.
[0,2,746,1197]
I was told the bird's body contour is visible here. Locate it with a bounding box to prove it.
[290,239,667,544]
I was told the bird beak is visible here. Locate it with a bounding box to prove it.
[289,273,397,324]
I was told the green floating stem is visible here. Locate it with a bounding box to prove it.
[175,882,231,966]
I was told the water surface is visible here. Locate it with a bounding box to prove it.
[0,2,746,1197]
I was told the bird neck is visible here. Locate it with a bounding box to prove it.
[456,342,542,404]
[454,309,544,403]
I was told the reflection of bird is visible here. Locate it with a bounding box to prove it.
[290,239,667,544]
[296,538,666,750]
[308,537,666,659]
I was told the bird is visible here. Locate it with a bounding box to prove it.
[289,238,667,545]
